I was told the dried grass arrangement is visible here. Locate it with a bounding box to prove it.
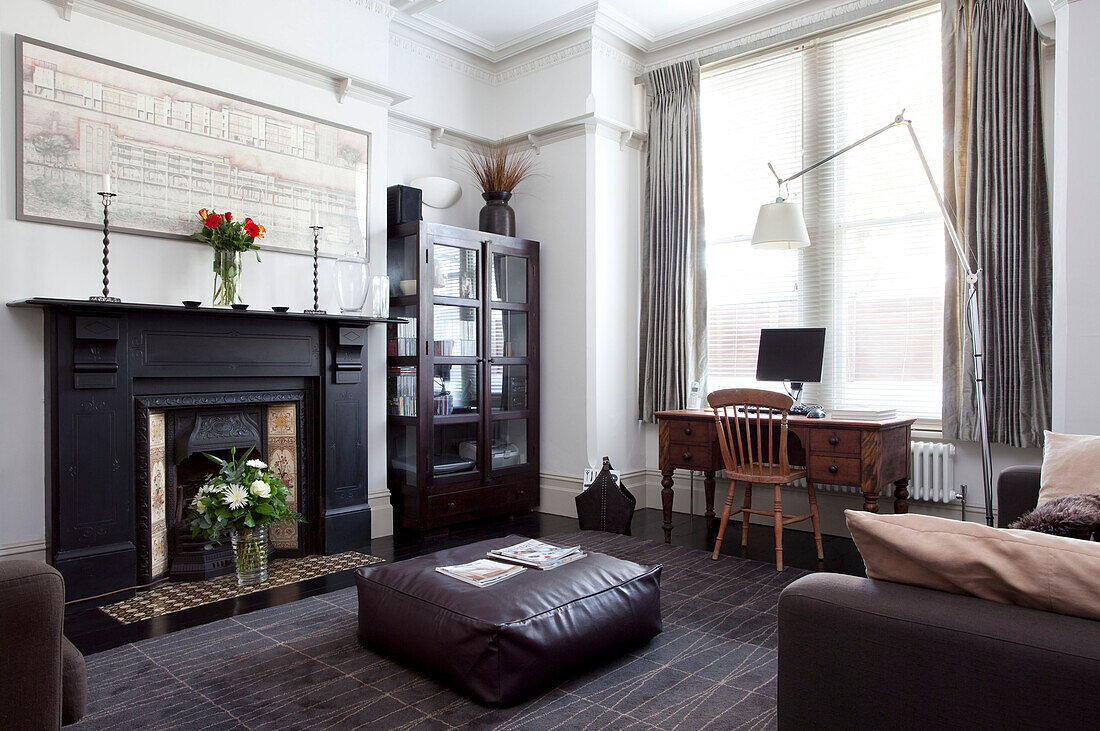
[459,143,537,193]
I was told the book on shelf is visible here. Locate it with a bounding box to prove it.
[387,318,418,357]
[828,407,897,420]
[387,367,417,416]
[435,559,526,587]
[487,539,586,570]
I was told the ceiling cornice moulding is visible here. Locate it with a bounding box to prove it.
[390,2,601,63]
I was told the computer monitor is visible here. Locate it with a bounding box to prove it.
[756,327,826,412]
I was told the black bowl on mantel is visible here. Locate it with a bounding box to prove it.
[231,303,249,311]
[182,300,201,309]
[272,306,289,313]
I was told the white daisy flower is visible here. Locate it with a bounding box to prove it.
[246,459,268,470]
[249,479,271,498]
[221,484,249,510]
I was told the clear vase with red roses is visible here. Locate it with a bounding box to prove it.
[189,208,264,306]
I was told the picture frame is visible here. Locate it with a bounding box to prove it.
[15,35,370,258]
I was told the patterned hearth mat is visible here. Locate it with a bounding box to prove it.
[101,552,383,624]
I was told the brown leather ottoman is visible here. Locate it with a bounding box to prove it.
[355,535,662,705]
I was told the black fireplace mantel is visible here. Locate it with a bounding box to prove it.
[9,298,404,600]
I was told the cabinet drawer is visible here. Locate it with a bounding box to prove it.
[427,484,535,516]
[667,441,714,469]
[667,420,714,444]
[808,455,861,485]
[809,429,861,456]
[427,486,506,516]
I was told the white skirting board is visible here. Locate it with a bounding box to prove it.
[538,469,988,538]
[0,538,47,562]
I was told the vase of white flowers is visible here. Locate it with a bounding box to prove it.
[186,446,304,587]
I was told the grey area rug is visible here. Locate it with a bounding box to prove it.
[75,531,808,730]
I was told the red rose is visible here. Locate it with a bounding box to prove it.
[204,213,223,229]
[224,211,233,222]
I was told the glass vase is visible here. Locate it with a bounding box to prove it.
[367,275,390,318]
[230,525,268,587]
[335,241,369,313]
[212,249,243,306]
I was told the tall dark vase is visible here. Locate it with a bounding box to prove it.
[478,191,516,236]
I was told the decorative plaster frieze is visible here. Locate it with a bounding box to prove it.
[343,0,396,20]
[391,32,596,86]
[494,40,592,85]
[389,33,496,85]
[592,37,644,74]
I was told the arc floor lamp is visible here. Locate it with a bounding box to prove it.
[752,110,994,526]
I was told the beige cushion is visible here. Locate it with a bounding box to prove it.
[1039,430,1100,505]
[846,510,1100,622]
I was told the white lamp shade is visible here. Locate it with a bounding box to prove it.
[410,176,463,209]
[751,200,811,250]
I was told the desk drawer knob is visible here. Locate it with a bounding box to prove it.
[682,451,693,462]
[828,435,840,446]
[684,425,693,436]
[828,464,839,475]
[447,501,456,509]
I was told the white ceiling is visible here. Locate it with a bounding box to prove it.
[390,0,802,58]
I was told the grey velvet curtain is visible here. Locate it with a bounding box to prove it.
[941,0,1051,447]
[638,60,707,422]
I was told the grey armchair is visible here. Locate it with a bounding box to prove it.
[0,560,86,729]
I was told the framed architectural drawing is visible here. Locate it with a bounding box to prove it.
[16,36,369,257]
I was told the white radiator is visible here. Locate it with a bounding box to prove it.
[806,441,957,503]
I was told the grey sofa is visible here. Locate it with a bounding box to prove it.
[0,560,86,729]
[777,466,1100,730]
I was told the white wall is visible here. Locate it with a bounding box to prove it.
[0,0,395,560]
[1051,0,1100,437]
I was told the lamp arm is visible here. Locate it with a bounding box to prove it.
[772,116,901,189]
[770,110,977,281]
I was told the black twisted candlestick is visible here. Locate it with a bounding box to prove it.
[90,192,121,303]
[304,225,326,314]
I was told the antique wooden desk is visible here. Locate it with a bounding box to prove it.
[654,410,916,544]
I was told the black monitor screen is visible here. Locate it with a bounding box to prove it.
[755,328,826,384]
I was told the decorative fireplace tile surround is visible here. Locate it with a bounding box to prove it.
[142,401,303,582]
[11,298,392,601]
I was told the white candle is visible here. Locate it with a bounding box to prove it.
[310,203,319,227]
[102,173,111,194]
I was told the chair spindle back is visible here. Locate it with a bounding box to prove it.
[707,388,794,478]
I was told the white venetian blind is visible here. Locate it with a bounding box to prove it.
[701,6,944,422]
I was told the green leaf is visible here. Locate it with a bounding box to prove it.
[254,503,275,516]
[203,452,228,467]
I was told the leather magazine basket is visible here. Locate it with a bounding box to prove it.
[575,456,636,535]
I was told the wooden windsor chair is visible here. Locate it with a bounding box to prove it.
[708,388,824,570]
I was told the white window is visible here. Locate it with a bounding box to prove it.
[701,5,944,424]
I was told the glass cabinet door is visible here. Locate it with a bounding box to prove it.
[485,243,537,478]
[427,237,483,484]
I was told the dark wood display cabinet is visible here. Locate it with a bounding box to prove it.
[386,222,540,531]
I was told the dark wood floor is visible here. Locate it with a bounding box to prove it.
[64,508,865,656]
